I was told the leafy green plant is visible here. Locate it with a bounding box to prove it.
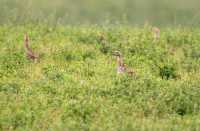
[159,65,177,79]
[42,65,64,81]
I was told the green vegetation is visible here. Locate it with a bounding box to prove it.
[0,25,200,130]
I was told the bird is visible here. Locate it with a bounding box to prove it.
[24,33,39,61]
[152,27,160,41]
[113,51,135,76]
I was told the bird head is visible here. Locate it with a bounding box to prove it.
[112,51,122,57]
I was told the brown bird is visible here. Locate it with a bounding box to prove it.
[152,27,160,41]
[113,51,135,76]
[24,33,39,61]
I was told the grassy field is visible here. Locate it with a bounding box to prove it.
[0,25,200,130]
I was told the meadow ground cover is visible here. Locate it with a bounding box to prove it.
[0,25,200,131]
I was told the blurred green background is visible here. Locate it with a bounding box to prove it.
[0,0,199,26]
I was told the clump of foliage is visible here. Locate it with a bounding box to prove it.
[159,65,177,79]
